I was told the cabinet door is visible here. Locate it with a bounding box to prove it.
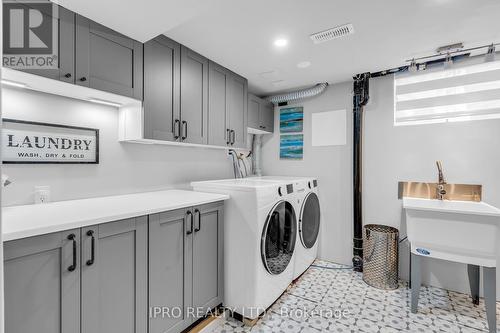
[144,36,181,141]
[149,209,193,333]
[228,73,248,149]
[180,46,208,144]
[208,61,231,146]
[261,101,275,132]
[247,94,261,130]
[81,217,148,333]
[192,202,224,315]
[75,15,143,99]
[4,230,81,333]
[3,3,75,83]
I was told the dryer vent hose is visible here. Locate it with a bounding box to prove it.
[265,82,329,105]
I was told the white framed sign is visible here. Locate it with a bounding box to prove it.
[2,119,99,164]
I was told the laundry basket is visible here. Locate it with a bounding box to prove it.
[362,224,399,290]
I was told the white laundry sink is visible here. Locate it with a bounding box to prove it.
[403,197,500,267]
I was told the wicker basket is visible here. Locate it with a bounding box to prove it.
[363,224,399,290]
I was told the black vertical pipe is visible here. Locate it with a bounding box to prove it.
[352,73,370,272]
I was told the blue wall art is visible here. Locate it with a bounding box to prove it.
[280,134,303,159]
[280,107,303,133]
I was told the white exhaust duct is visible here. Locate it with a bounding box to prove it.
[265,82,328,105]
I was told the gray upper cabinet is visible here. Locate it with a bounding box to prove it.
[143,36,181,141]
[4,230,81,333]
[208,61,231,146]
[149,208,192,333]
[2,3,75,83]
[180,46,208,144]
[75,15,143,99]
[248,94,261,129]
[228,73,248,149]
[261,101,275,132]
[247,93,275,133]
[81,217,148,333]
[192,202,224,312]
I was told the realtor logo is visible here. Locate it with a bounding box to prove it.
[2,0,58,69]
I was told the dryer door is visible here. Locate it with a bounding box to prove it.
[300,192,321,249]
[261,200,297,275]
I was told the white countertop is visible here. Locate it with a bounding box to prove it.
[403,197,500,217]
[2,190,229,241]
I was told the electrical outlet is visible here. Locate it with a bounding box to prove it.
[34,186,51,204]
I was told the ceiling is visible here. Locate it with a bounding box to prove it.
[57,0,500,95]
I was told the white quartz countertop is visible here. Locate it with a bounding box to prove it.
[403,197,500,217]
[2,190,229,241]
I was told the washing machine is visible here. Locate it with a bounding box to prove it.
[257,176,321,279]
[190,178,297,319]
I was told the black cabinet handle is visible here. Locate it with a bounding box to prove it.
[79,77,87,82]
[194,209,201,232]
[67,234,77,272]
[230,130,235,145]
[186,211,193,235]
[64,73,72,78]
[86,230,95,266]
[181,121,188,140]
[174,119,180,139]
[226,129,231,145]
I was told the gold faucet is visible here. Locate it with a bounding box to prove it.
[436,161,447,200]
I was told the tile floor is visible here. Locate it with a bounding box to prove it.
[205,260,500,333]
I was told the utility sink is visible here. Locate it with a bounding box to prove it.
[403,197,500,267]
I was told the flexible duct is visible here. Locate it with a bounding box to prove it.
[265,82,328,104]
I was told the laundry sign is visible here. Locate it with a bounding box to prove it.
[2,119,99,164]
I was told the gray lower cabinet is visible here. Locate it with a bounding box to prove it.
[248,93,274,133]
[81,217,148,333]
[2,3,75,83]
[75,15,143,99]
[143,36,181,141]
[149,202,224,333]
[4,217,147,333]
[180,46,209,144]
[4,230,81,333]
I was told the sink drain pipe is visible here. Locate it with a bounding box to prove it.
[352,73,370,272]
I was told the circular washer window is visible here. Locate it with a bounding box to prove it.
[261,201,297,275]
[300,192,320,249]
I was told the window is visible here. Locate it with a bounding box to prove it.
[394,57,500,126]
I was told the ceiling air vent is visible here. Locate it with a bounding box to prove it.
[310,24,354,44]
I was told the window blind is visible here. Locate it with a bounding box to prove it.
[394,57,500,125]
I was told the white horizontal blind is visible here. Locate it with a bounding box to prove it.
[394,58,500,125]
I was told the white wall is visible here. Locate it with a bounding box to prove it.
[1,88,233,206]
[260,83,353,265]
[364,75,500,298]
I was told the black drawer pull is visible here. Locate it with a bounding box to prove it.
[86,230,95,266]
[181,121,188,140]
[67,234,77,272]
[194,209,201,232]
[186,211,193,235]
[174,119,180,139]
[79,77,87,82]
[64,73,72,78]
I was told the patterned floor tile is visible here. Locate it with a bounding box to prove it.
[201,259,499,333]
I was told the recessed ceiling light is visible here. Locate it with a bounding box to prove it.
[274,39,288,47]
[297,61,311,68]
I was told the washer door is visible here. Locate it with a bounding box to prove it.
[300,192,321,249]
[261,201,297,275]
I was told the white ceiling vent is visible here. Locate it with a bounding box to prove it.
[310,24,355,44]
